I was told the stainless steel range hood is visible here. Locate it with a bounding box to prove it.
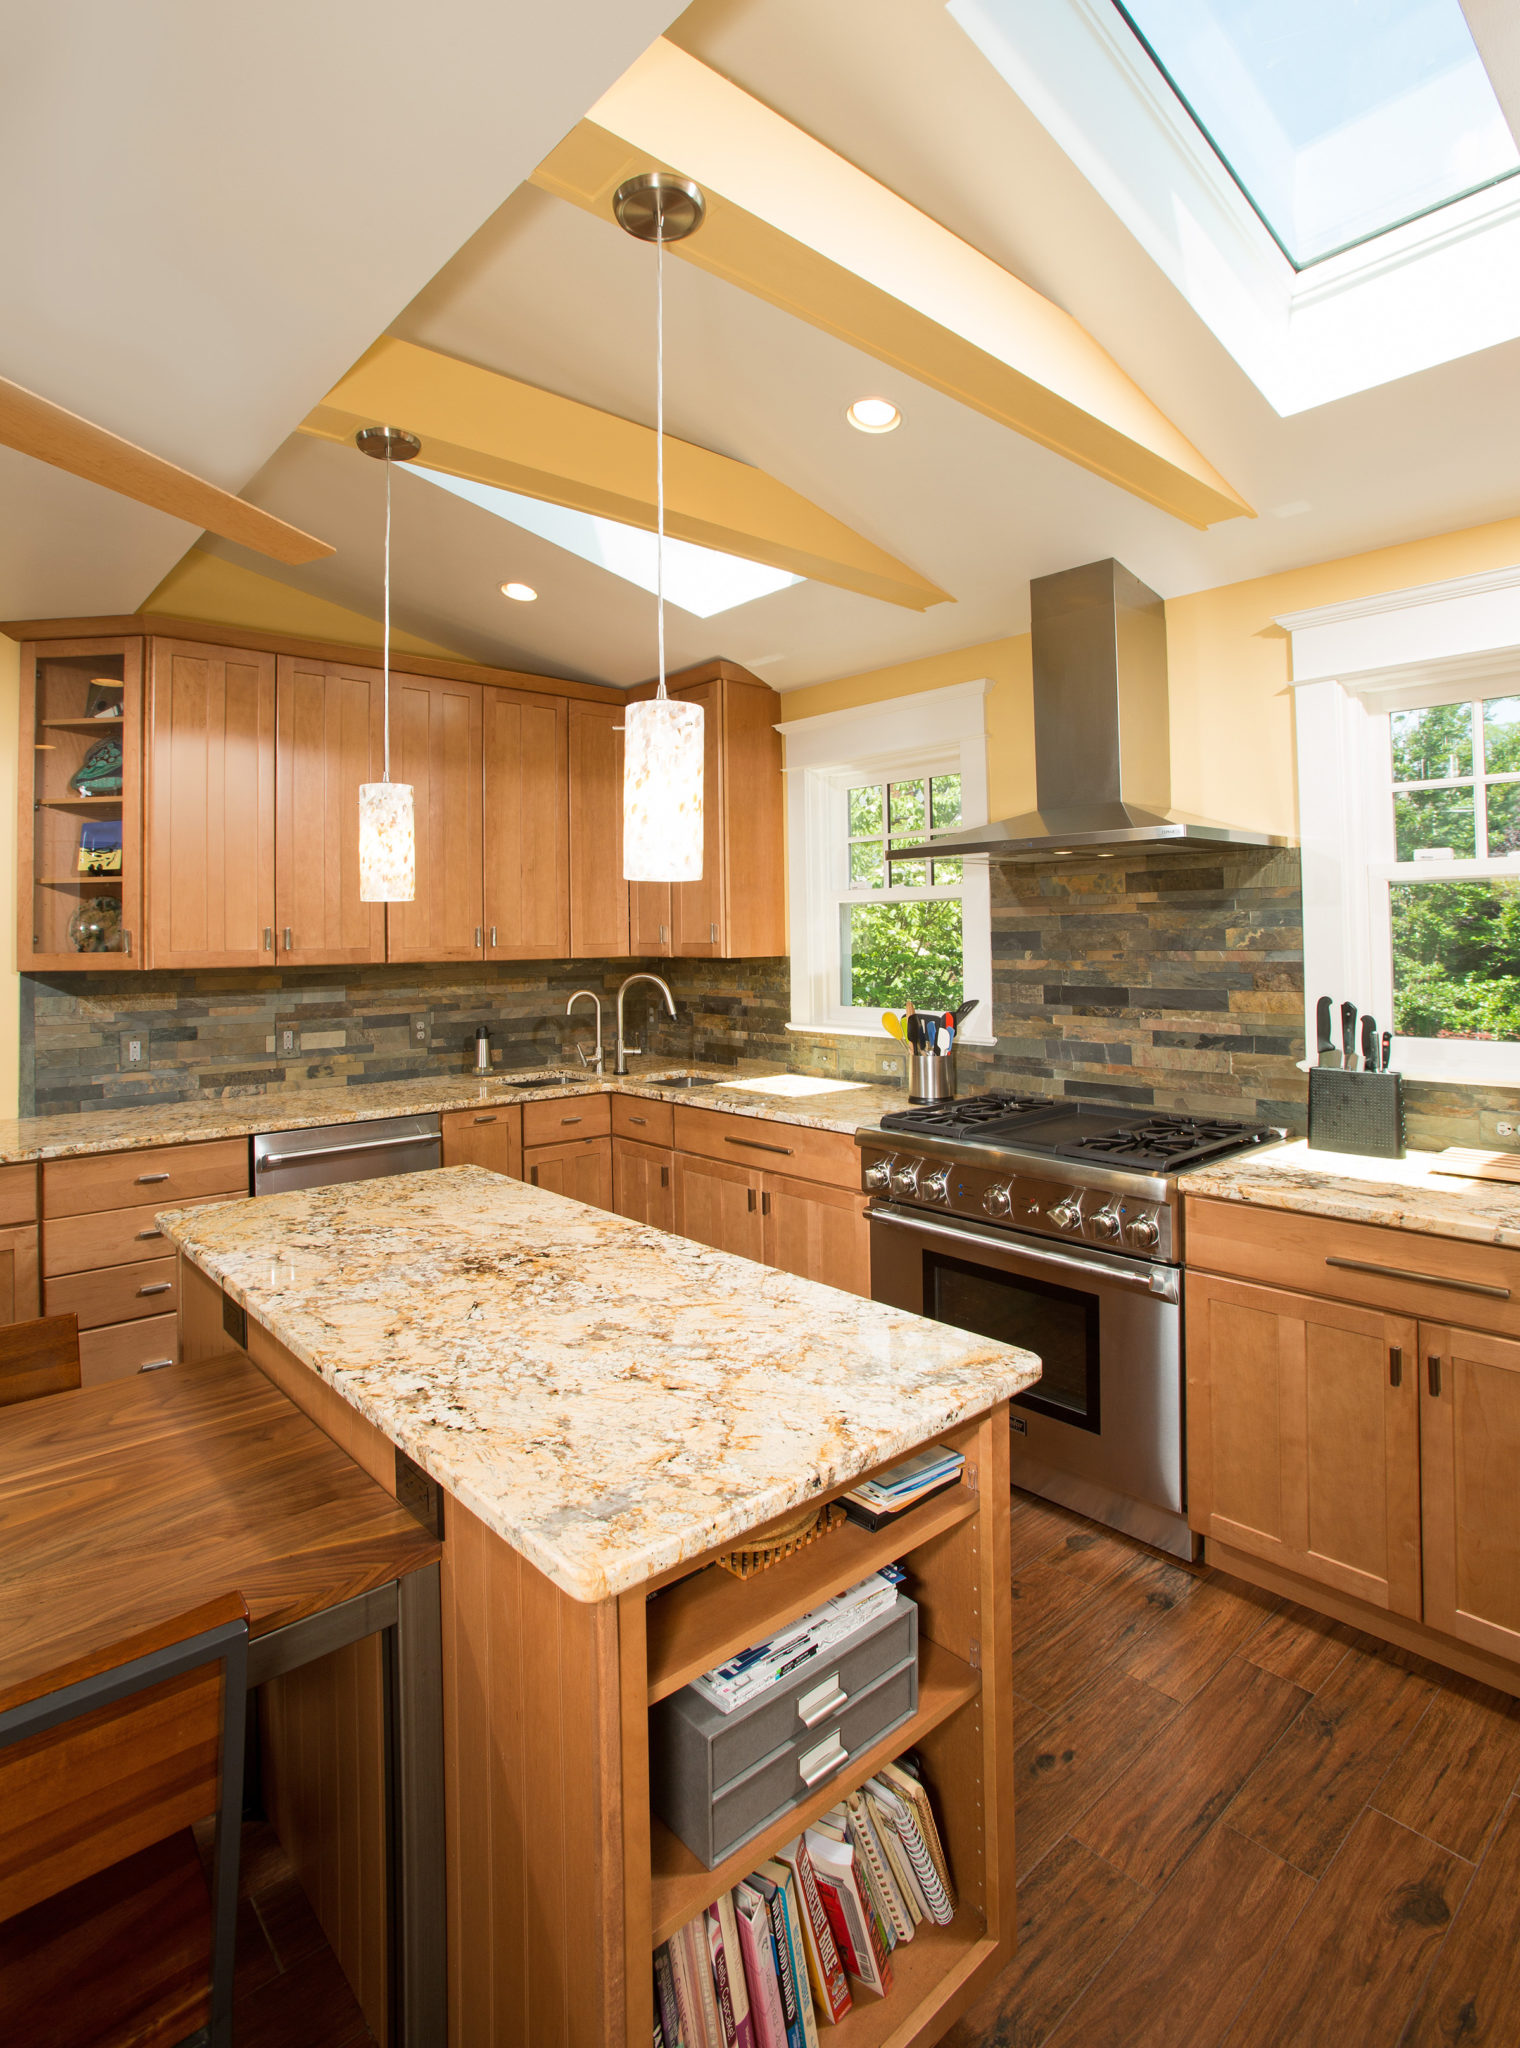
[900,559,1291,864]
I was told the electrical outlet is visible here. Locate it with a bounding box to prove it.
[120,1031,148,1070]
[880,1056,904,1075]
[410,1012,429,1047]
[279,1026,297,1057]
[1498,1121,1517,1137]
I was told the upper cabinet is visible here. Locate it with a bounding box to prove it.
[275,657,387,966]
[145,639,276,970]
[386,674,484,963]
[484,686,569,961]
[20,637,143,971]
[567,700,630,958]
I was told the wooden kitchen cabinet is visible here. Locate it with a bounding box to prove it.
[0,1225,40,1325]
[484,685,569,960]
[567,700,629,957]
[612,1136,675,1232]
[524,1136,613,1208]
[762,1172,871,1296]
[145,638,277,968]
[274,656,387,965]
[441,1105,522,1180]
[1186,1271,1422,1619]
[673,1152,765,1262]
[386,673,484,962]
[1420,1322,1520,1662]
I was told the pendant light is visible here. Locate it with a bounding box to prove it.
[614,172,707,884]
[355,424,421,901]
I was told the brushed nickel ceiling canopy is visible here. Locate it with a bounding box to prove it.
[354,425,421,463]
[612,171,706,244]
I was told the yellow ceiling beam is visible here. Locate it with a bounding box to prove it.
[532,40,1253,531]
[300,337,950,612]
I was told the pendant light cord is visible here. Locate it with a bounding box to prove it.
[382,448,393,782]
[655,221,667,702]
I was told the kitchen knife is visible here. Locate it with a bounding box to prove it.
[1315,996,1337,1067]
[1361,1015,1378,1072]
[1382,1030,1392,1072]
[1341,1000,1359,1072]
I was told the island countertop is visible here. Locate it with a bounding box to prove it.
[157,1166,1040,1604]
[1181,1137,1520,1250]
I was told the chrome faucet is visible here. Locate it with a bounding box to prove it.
[615,972,676,1077]
[566,989,605,1075]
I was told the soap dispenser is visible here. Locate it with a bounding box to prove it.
[474,1025,491,1075]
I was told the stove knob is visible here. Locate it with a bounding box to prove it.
[923,1166,952,1203]
[1090,1200,1124,1240]
[1128,1211,1162,1251]
[982,1180,1014,1219]
[862,1154,895,1192]
[1047,1193,1084,1231]
[891,1156,923,1197]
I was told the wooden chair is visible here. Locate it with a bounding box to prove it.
[0,1312,81,1409]
[0,1591,249,2048]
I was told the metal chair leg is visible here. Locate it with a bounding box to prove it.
[208,1630,248,2048]
[386,1564,446,2047]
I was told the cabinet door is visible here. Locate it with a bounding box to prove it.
[1186,1273,1421,1617]
[441,1106,522,1180]
[145,639,276,968]
[484,687,569,960]
[0,1224,40,1324]
[761,1173,870,1298]
[568,702,629,957]
[671,679,723,958]
[613,1137,675,1232]
[386,675,484,962]
[630,883,672,956]
[524,1137,613,1210]
[275,656,387,965]
[673,1152,763,1262]
[1420,1322,1520,1660]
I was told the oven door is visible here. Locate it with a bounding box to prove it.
[869,1203,1184,1523]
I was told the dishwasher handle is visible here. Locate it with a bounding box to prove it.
[257,1131,439,1172]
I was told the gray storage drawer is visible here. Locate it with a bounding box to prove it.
[651,1596,919,1869]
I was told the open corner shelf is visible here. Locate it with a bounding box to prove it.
[40,716,124,733]
[38,796,123,810]
[38,875,124,889]
[645,1483,981,1706]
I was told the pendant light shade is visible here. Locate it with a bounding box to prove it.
[355,424,420,902]
[624,695,704,881]
[614,173,709,886]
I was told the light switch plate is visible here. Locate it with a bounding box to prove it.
[120,1031,149,1070]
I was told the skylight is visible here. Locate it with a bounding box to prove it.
[1112,0,1519,268]
[407,466,803,620]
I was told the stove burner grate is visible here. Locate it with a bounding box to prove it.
[879,1091,1049,1136]
[1061,1113,1278,1170]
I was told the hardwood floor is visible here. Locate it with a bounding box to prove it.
[948,1490,1520,2048]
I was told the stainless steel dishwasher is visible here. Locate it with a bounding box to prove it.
[252,1112,442,1195]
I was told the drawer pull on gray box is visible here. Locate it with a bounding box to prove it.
[797,1674,847,1727]
[799,1730,849,1789]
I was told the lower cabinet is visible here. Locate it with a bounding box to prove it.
[0,1223,39,1325]
[1420,1321,1520,1662]
[524,1136,613,1209]
[672,1151,869,1294]
[612,1137,675,1233]
[440,1105,522,1179]
[673,1153,765,1262]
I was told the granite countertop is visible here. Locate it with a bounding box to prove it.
[1181,1138,1520,1251]
[156,1167,1039,1603]
[0,1065,908,1166]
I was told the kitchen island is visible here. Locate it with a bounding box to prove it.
[160,1167,1039,2047]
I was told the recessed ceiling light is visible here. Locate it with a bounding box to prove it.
[500,581,537,602]
[846,397,901,434]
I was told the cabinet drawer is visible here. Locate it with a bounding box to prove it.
[44,1138,249,1218]
[1185,1196,1520,1339]
[0,1163,38,1227]
[612,1095,674,1147]
[46,1255,179,1330]
[78,1312,179,1388]
[673,1105,859,1189]
[43,1194,242,1277]
[522,1093,610,1146]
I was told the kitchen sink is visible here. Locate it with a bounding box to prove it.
[643,1074,718,1089]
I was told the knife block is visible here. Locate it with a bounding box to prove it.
[1307,1068,1405,1160]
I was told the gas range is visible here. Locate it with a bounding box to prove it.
[855,1092,1283,1265]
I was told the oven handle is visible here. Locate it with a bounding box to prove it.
[869,1206,1180,1301]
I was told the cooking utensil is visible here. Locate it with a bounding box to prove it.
[1341,1000,1359,1072]
[1382,1030,1392,1072]
[952,998,979,1029]
[1361,1015,1378,1072]
[881,1012,906,1043]
[1316,996,1336,1067]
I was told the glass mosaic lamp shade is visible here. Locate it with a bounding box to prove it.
[623,696,704,882]
[358,780,416,902]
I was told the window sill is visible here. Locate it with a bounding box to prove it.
[786,1020,997,1049]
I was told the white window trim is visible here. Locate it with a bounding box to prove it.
[776,682,996,1046]
[1282,568,1520,1086]
[948,0,1520,415]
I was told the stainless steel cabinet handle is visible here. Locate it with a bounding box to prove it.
[138,1357,175,1373]
[725,1136,793,1156]
[282,927,292,951]
[135,1172,171,1184]
[138,1282,173,1297]
[474,928,483,949]
[529,1166,540,1186]
[710,922,718,944]
[123,929,132,955]
[473,1114,497,1125]
[659,924,668,944]
[1428,1353,1443,1397]
[263,927,273,952]
[761,1191,772,1216]
[797,1732,848,1789]
[747,1187,756,1212]
[1325,1255,1509,1300]
[257,1132,437,1170]
[629,1115,647,1126]
[1389,1345,1403,1388]
[135,1227,164,1241]
[561,1115,582,1126]
[489,926,498,948]
[660,1165,669,1188]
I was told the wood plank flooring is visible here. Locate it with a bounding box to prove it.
[948,1490,1520,2048]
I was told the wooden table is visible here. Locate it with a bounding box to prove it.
[0,1351,445,2047]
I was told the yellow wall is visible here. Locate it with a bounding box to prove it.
[783,512,1520,839]
[141,547,465,660]
[0,633,18,1119]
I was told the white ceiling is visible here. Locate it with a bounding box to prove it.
[7,0,1519,690]
[0,0,683,619]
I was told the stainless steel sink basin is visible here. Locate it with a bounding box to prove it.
[644,1074,717,1089]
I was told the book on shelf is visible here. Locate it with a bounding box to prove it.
[805,1826,893,1998]
[692,1569,905,1716]
[711,1891,755,2048]
[750,1862,817,2048]
[842,1446,963,1515]
[871,1765,956,1925]
[654,1941,684,2048]
[733,1881,789,2048]
[844,1790,917,1943]
[863,1783,930,1927]
[840,1473,962,1533]
[678,1912,725,2048]
[775,1837,853,2025]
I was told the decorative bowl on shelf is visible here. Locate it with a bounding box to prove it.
[68,897,125,953]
